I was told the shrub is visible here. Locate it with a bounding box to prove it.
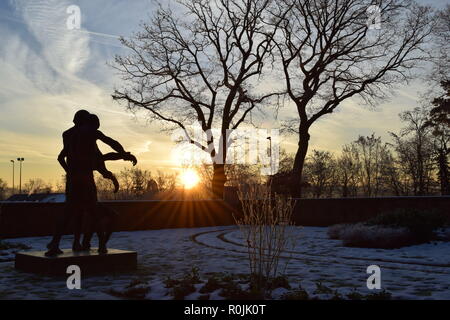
[164,267,203,300]
[107,280,150,299]
[314,281,333,295]
[329,209,448,248]
[328,223,416,248]
[327,224,348,239]
[346,290,364,300]
[199,275,222,294]
[281,285,309,300]
[234,183,296,295]
[367,208,447,241]
[172,282,196,300]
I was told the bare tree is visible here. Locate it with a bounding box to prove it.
[271,0,434,197]
[118,167,153,199]
[425,81,450,195]
[95,173,116,200]
[427,5,449,86]
[154,170,178,192]
[381,150,411,196]
[390,107,437,195]
[351,134,391,196]
[303,150,335,198]
[112,0,286,198]
[0,178,8,200]
[23,178,53,195]
[336,145,360,197]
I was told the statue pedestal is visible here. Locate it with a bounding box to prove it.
[15,249,137,275]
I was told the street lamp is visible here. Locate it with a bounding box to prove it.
[17,158,24,194]
[10,160,15,194]
[267,137,272,176]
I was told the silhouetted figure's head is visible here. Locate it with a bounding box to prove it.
[88,114,100,130]
[73,110,90,126]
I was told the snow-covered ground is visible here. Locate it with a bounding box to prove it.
[0,226,449,300]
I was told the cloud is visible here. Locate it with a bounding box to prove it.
[0,0,434,187]
[12,0,90,76]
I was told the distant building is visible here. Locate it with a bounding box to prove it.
[5,193,65,203]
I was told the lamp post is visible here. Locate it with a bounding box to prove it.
[17,158,24,194]
[267,136,272,176]
[10,160,15,194]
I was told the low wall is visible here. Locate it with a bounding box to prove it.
[293,196,450,226]
[0,196,449,238]
[0,200,239,239]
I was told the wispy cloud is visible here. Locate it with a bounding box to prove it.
[0,0,440,188]
[13,0,90,76]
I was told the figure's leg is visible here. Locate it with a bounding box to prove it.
[97,204,116,254]
[81,213,95,251]
[45,203,75,256]
[81,199,99,251]
[71,211,84,251]
[98,216,113,254]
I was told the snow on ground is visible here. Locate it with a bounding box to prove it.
[0,226,449,300]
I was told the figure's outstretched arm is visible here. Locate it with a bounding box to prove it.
[96,131,126,154]
[102,152,138,166]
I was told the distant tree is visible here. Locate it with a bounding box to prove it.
[23,178,53,194]
[381,150,411,196]
[427,5,449,85]
[390,107,437,195]
[54,175,66,193]
[267,150,299,195]
[225,164,262,187]
[95,174,116,200]
[336,145,360,197]
[303,150,335,198]
[425,80,450,195]
[271,0,434,197]
[154,170,178,192]
[350,134,391,197]
[112,0,286,198]
[118,167,152,199]
[0,178,8,200]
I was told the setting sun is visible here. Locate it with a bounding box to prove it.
[180,169,200,189]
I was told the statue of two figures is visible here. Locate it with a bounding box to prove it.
[46,110,137,257]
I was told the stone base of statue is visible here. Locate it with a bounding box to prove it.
[15,249,137,276]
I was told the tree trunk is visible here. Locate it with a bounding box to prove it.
[212,163,226,199]
[290,130,310,198]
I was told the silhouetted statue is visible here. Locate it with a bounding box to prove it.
[45,110,137,256]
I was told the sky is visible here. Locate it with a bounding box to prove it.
[0,0,447,189]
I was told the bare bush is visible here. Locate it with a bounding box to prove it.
[328,223,415,249]
[327,224,348,240]
[234,183,296,294]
